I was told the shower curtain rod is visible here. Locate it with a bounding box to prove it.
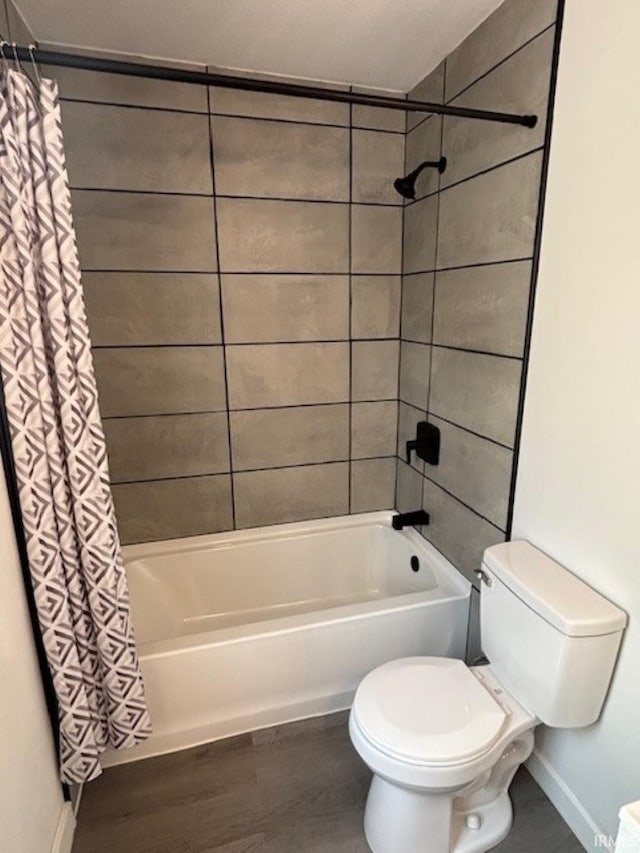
[16,45,537,127]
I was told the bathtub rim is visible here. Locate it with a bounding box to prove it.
[123,511,471,659]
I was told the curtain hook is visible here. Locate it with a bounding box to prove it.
[11,41,23,72]
[28,44,41,84]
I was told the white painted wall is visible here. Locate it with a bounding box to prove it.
[0,469,74,853]
[512,0,640,848]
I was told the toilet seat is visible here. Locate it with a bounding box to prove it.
[352,657,508,767]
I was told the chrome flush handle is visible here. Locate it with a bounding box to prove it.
[474,568,492,587]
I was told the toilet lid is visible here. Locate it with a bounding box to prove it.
[352,657,507,765]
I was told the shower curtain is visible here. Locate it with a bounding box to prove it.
[0,68,151,783]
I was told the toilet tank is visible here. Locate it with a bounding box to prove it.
[480,541,627,727]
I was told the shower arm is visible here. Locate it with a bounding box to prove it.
[16,45,538,128]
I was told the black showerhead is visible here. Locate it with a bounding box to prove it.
[394,156,447,199]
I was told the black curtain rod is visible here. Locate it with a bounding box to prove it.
[17,45,537,128]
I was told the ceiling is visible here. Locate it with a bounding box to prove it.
[18,0,506,92]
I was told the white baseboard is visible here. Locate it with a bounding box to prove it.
[50,803,75,853]
[526,749,610,853]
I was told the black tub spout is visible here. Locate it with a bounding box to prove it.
[391,510,430,530]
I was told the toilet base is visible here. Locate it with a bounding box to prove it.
[363,777,513,853]
[451,792,513,853]
[362,732,535,853]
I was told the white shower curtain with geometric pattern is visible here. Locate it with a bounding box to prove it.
[0,67,151,783]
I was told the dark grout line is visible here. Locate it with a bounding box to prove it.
[425,411,514,451]
[59,96,405,134]
[403,336,524,359]
[125,506,398,545]
[92,336,399,349]
[404,146,545,208]
[70,186,402,210]
[70,185,401,208]
[429,343,524,361]
[207,84,236,530]
[394,115,407,510]
[82,269,402,276]
[407,21,556,138]
[417,85,444,524]
[422,474,506,534]
[403,257,533,276]
[59,96,209,116]
[347,93,354,513]
[101,398,398,420]
[71,186,214,198]
[110,454,396,487]
[445,22,557,105]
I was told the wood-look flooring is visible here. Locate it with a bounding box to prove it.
[72,712,583,852]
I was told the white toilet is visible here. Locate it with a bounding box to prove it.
[349,541,627,853]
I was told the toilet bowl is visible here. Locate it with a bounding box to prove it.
[349,658,536,853]
[349,541,627,853]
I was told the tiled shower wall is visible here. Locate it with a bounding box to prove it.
[0,0,32,48]
[54,64,405,543]
[396,0,559,580]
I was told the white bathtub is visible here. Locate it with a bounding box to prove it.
[103,511,470,766]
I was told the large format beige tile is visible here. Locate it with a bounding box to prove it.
[352,340,399,402]
[0,2,8,37]
[226,343,349,409]
[428,416,513,529]
[433,262,531,356]
[395,461,424,513]
[421,479,504,581]
[407,62,445,130]
[429,348,522,447]
[62,102,212,193]
[443,29,553,188]
[351,276,400,339]
[113,475,233,544]
[217,198,349,273]
[230,404,349,470]
[6,0,31,41]
[93,346,226,416]
[351,401,397,459]
[401,273,433,343]
[73,191,217,271]
[437,152,542,269]
[351,131,404,204]
[234,463,349,528]
[404,116,442,199]
[83,273,221,346]
[210,86,349,125]
[351,206,402,274]
[45,66,208,111]
[445,0,557,101]
[351,86,405,132]
[104,413,230,482]
[222,275,348,343]
[403,195,438,274]
[212,116,349,200]
[351,458,396,513]
[399,342,431,410]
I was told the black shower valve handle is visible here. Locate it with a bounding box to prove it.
[405,421,441,466]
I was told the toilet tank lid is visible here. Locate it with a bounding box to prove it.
[482,541,627,637]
